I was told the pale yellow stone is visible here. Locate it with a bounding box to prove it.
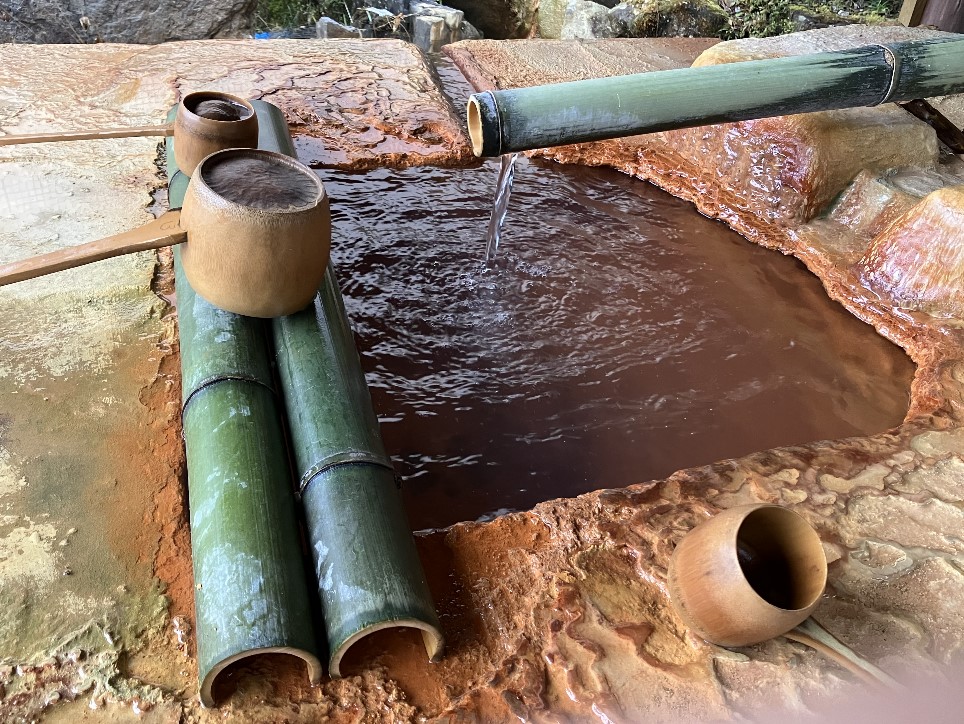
[771,468,801,485]
[895,456,964,502]
[780,489,809,505]
[819,463,888,494]
[842,496,964,554]
[910,428,964,458]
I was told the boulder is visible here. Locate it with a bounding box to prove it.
[0,0,256,43]
[439,0,539,39]
[413,15,448,52]
[609,0,729,38]
[460,19,484,40]
[316,17,363,38]
[539,0,570,38]
[410,2,465,44]
[561,1,616,39]
[857,187,964,317]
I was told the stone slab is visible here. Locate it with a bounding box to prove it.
[6,30,964,723]
[0,39,472,172]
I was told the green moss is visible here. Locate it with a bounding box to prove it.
[254,0,350,30]
[724,0,897,38]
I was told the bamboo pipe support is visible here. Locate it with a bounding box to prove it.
[263,120,444,678]
[467,36,964,157]
[169,102,323,708]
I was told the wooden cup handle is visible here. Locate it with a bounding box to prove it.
[0,123,174,146]
[786,617,901,690]
[0,210,187,287]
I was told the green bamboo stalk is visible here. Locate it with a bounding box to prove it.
[467,36,964,157]
[273,268,444,676]
[169,101,322,707]
[247,100,443,678]
[182,381,322,706]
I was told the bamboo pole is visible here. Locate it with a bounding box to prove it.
[467,36,964,157]
[273,268,444,677]
[257,120,444,677]
[169,102,323,707]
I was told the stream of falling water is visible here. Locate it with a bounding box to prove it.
[484,153,520,262]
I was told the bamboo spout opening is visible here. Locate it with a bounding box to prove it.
[201,648,323,708]
[467,96,484,157]
[329,619,445,679]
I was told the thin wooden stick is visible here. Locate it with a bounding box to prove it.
[0,123,173,146]
[786,617,901,690]
[0,210,185,286]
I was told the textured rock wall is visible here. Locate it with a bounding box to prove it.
[0,0,257,43]
[438,0,539,38]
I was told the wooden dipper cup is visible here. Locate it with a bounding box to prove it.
[180,148,330,317]
[0,91,258,176]
[668,504,899,688]
[0,148,330,319]
[668,504,826,647]
[173,92,259,175]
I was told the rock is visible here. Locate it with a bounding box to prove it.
[857,187,964,317]
[562,1,616,39]
[0,0,256,43]
[538,0,568,38]
[829,170,921,239]
[609,2,642,34]
[788,5,858,32]
[440,0,539,39]
[410,2,465,48]
[609,0,729,38]
[656,27,947,226]
[316,17,362,38]
[460,19,484,40]
[413,15,448,52]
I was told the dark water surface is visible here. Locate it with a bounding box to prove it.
[321,158,914,531]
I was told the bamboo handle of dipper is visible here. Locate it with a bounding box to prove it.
[0,123,174,146]
[786,617,901,690]
[0,210,186,286]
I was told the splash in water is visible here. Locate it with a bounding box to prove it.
[484,153,520,262]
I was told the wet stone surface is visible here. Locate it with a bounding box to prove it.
[2,26,964,723]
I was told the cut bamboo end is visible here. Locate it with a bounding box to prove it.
[329,619,445,679]
[199,646,324,708]
[467,95,484,157]
[466,91,501,158]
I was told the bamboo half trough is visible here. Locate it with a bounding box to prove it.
[169,103,322,707]
[261,118,444,677]
[467,35,964,157]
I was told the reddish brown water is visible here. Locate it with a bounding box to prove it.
[322,158,914,531]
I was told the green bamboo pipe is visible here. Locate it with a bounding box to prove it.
[261,129,444,677]
[467,36,964,157]
[169,101,323,707]
[273,268,444,677]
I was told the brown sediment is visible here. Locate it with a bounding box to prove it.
[856,187,964,319]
